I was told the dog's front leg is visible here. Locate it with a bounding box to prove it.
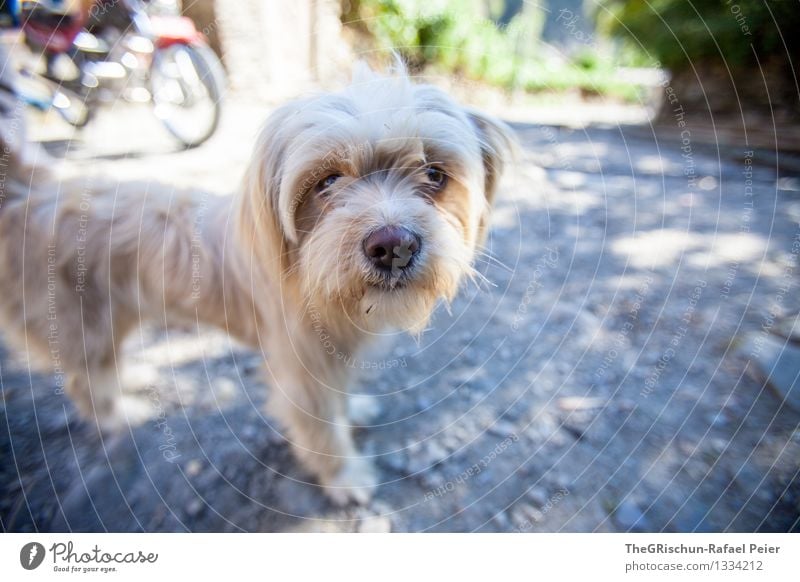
[265,335,376,505]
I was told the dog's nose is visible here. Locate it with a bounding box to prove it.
[363,226,420,271]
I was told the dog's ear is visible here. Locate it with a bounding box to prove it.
[466,109,516,245]
[237,103,297,274]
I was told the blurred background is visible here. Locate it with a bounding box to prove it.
[1,0,799,533]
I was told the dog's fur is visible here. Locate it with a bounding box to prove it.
[0,65,513,504]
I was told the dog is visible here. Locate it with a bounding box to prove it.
[0,63,513,504]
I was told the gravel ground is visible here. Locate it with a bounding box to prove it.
[2,99,800,532]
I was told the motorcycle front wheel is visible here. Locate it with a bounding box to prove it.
[51,84,91,128]
[16,68,91,128]
[149,43,225,148]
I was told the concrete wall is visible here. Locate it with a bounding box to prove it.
[183,0,351,101]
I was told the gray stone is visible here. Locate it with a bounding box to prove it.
[526,487,549,507]
[773,313,800,342]
[708,438,729,455]
[613,500,649,531]
[383,451,408,474]
[186,498,204,517]
[491,510,511,530]
[241,424,258,440]
[407,453,429,475]
[450,369,476,387]
[425,441,450,466]
[214,378,238,400]
[242,357,262,376]
[510,504,540,531]
[358,515,392,533]
[185,459,203,477]
[420,471,447,491]
[416,396,434,411]
[487,419,517,438]
[557,397,605,411]
[740,334,800,410]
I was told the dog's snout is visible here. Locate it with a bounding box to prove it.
[363,226,420,271]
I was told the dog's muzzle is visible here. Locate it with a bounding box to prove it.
[363,226,421,276]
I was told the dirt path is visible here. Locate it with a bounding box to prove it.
[2,101,799,532]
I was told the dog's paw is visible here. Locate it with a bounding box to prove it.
[324,457,378,506]
[348,393,382,426]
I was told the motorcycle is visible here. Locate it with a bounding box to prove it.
[17,0,225,148]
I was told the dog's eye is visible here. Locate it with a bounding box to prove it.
[316,174,342,194]
[424,167,447,190]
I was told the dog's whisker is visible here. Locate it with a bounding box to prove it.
[464,265,494,292]
[474,250,513,272]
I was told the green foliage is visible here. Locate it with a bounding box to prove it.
[345,0,643,100]
[351,0,541,82]
[599,0,800,70]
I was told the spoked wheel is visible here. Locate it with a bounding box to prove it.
[50,85,91,127]
[149,43,225,148]
[16,69,91,128]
